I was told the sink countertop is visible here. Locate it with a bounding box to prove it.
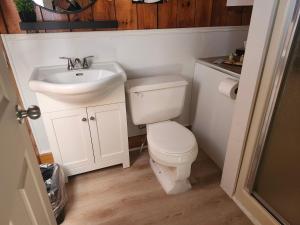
[197,56,242,78]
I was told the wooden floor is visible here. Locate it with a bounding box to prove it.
[63,150,252,225]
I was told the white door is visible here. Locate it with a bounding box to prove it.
[87,103,130,168]
[43,108,95,176]
[0,46,56,224]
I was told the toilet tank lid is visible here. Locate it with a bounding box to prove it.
[126,75,188,93]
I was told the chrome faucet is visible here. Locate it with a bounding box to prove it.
[59,56,94,70]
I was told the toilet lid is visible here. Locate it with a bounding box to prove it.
[147,121,197,155]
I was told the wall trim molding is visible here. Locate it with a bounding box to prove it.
[2,26,249,41]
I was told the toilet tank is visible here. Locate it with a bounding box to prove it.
[126,75,188,125]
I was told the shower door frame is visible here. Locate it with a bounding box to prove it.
[233,0,299,225]
[246,0,300,195]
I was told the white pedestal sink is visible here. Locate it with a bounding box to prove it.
[29,62,127,102]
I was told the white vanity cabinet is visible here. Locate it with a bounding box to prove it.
[43,108,96,175]
[39,84,130,176]
[87,104,130,169]
[43,102,130,176]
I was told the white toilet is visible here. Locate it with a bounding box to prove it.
[126,75,198,194]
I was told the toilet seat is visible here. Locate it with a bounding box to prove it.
[147,121,198,166]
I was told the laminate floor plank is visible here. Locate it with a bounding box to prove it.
[63,150,252,225]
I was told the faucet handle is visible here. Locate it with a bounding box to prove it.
[83,56,94,59]
[82,56,94,69]
[59,57,74,70]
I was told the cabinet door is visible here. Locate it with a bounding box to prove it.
[43,108,95,175]
[87,103,130,168]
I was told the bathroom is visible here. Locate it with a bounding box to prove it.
[1,1,299,225]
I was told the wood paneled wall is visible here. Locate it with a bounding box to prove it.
[0,0,252,34]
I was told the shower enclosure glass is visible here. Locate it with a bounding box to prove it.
[249,14,300,225]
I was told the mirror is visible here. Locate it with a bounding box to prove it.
[32,0,96,14]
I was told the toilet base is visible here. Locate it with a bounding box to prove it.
[150,159,192,195]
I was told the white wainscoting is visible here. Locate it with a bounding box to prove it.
[227,0,253,6]
[2,26,248,153]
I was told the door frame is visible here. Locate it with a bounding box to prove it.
[231,0,299,224]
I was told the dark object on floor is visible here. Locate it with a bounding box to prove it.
[40,163,67,225]
[235,48,245,56]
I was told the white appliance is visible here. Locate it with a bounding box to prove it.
[126,75,198,195]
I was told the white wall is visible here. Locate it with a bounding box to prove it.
[2,27,248,154]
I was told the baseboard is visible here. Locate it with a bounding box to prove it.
[39,134,147,164]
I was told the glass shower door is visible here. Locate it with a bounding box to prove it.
[249,15,300,225]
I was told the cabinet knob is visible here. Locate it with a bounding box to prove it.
[90,116,95,121]
[82,118,87,122]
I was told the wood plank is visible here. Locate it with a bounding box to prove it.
[92,0,116,20]
[195,0,213,27]
[0,5,7,33]
[158,0,177,29]
[62,151,253,225]
[0,0,249,34]
[1,0,21,33]
[115,0,137,30]
[211,0,243,26]
[211,0,227,26]
[226,6,243,26]
[177,0,196,28]
[242,6,253,25]
[137,4,158,29]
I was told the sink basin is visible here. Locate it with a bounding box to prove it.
[29,62,127,102]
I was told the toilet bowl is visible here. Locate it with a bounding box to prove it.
[147,121,198,194]
[126,75,198,194]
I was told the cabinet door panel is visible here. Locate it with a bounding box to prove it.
[43,108,95,175]
[87,104,129,166]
